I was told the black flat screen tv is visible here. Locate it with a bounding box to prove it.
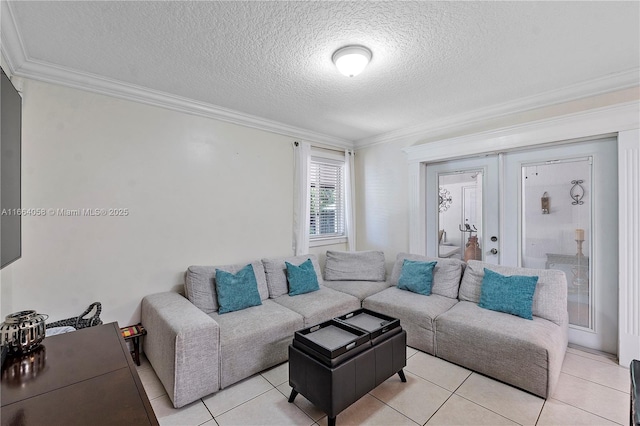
[1,68,22,268]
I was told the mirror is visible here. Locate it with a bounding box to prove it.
[438,171,483,260]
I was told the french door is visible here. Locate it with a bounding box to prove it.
[503,138,618,353]
[426,137,618,353]
[425,156,500,264]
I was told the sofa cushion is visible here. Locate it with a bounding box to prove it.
[324,250,386,281]
[435,301,568,398]
[322,280,391,301]
[459,260,567,325]
[262,254,323,298]
[390,253,464,299]
[272,286,360,327]
[185,261,269,314]
[215,264,263,314]
[363,286,458,354]
[286,259,320,296]
[478,268,538,320]
[210,300,304,388]
[397,260,437,296]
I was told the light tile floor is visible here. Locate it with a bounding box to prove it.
[137,344,630,426]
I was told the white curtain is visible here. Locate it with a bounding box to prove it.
[345,149,357,251]
[293,141,311,255]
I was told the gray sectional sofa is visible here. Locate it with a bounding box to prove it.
[365,253,568,399]
[141,250,568,408]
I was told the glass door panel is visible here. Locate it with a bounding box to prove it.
[438,171,484,260]
[521,159,592,329]
[425,156,499,263]
[503,137,618,353]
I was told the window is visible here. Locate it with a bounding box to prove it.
[309,156,345,239]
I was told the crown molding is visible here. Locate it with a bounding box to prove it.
[3,0,638,152]
[0,0,27,77]
[0,2,352,149]
[20,59,354,148]
[13,60,354,148]
[356,68,640,149]
[402,100,640,163]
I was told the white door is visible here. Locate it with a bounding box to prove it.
[426,137,618,353]
[502,138,618,353]
[425,156,500,263]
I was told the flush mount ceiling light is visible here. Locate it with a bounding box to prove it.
[332,45,372,77]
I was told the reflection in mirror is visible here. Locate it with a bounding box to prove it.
[438,171,483,260]
[522,159,592,329]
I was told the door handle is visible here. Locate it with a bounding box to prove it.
[490,248,498,255]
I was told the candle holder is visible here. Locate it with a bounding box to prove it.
[572,238,588,287]
[575,238,584,257]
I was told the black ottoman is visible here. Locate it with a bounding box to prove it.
[288,326,406,426]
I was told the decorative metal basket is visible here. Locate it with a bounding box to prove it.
[45,302,102,330]
[0,310,48,355]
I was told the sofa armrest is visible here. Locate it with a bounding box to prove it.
[141,292,220,408]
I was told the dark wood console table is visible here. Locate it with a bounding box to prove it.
[1,322,158,426]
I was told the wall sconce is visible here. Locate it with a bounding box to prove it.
[439,187,452,212]
[570,180,585,205]
[541,192,550,214]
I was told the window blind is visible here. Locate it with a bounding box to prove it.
[309,157,345,238]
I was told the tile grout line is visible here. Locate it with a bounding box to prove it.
[550,389,628,425]
[565,350,626,368]
[545,398,627,426]
[558,370,629,394]
[534,399,546,425]
[272,382,323,425]
[450,373,530,426]
[204,383,276,419]
[366,389,422,426]
[150,393,168,401]
[453,393,527,426]
[200,395,216,425]
[405,371,468,396]
[217,380,318,426]
[198,412,219,426]
[420,371,476,426]
[421,390,457,426]
[450,370,472,394]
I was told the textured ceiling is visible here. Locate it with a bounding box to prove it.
[4,1,640,143]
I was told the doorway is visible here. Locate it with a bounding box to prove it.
[425,137,618,353]
[425,156,500,264]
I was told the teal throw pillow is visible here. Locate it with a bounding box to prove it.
[397,259,437,296]
[285,258,320,296]
[478,268,538,320]
[215,264,262,314]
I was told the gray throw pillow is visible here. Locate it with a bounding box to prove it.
[460,260,567,325]
[390,253,464,299]
[262,254,323,298]
[324,250,386,281]
[185,260,269,313]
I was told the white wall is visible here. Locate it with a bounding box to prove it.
[355,139,411,272]
[354,88,639,286]
[1,79,300,325]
